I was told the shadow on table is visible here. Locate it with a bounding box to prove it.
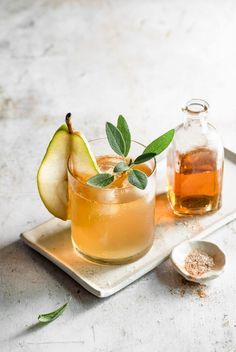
[0,239,104,302]
[155,258,183,289]
[155,256,203,301]
[0,239,106,339]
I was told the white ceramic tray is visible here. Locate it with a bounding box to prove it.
[21,149,236,297]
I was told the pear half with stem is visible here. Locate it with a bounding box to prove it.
[37,113,100,220]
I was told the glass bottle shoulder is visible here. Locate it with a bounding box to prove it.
[172,122,223,155]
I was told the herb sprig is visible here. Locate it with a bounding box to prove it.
[87,115,174,190]
[38,301,69,323]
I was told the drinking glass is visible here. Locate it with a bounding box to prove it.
[68,138,156,264]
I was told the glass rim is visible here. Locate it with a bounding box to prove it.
[67,137,157,191]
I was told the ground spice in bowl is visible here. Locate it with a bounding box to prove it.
[184,249,215,277]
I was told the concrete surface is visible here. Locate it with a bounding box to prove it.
[1,0,236,351]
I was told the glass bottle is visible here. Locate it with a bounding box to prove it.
[167,99,224,216]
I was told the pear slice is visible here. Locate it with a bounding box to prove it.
[37,115,99,220]
[70,132,100,180]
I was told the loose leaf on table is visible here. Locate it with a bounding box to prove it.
[38,302,68,323]
[106,122,126,156]
[128,169,147,190]
[133,152,156,164]
[117,115,131,157]
[113,161,130,173]
[87,173,114,188]
[144,129,175,155]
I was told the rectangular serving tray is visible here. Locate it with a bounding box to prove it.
[21,148,236,297]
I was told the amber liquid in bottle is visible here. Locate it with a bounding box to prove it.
[169,148,223,215]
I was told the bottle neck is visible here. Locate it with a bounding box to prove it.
[183,99,209,133]
[184,113,208,131]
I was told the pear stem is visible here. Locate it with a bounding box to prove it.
[65,112,74,134]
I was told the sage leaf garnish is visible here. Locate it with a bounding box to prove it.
[87,116,175,190]
[133,152,156,164]
[117,115,131,157]
[113,161,129,173]
[38,302,68,323]
[144,129,175,155]
[106,122,126,156]
[128,169,147,190]
[87,173,114,188]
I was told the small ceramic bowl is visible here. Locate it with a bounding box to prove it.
[170,240,226,283]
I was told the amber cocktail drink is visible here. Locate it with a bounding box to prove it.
[68,139,156,264]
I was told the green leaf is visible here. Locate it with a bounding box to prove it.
[87,173,114,188]
[144,129,175,155]
[133,152,156,164]
[128,169,147,190]
[106,122,126,156]
[113,161,130,173]
[38,302,68,323]
[117,115,131,157]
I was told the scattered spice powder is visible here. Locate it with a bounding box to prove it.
[169,278,208,299]
[181,278,208,298]
[185,249,215,277]
[196,285,207,298]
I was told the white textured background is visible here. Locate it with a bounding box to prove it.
[1,1,236,351]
